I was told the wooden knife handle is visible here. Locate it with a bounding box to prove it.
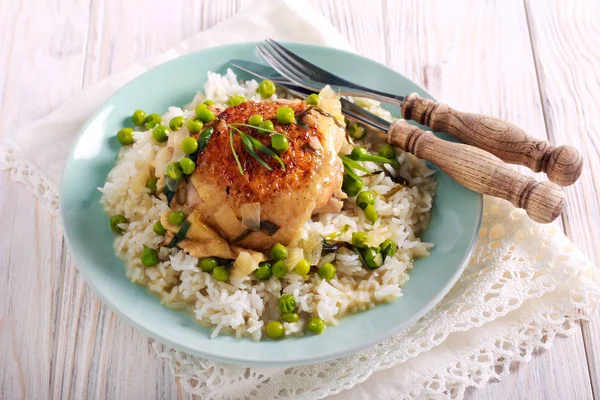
[387,120,565,224]
[401,93,583,186]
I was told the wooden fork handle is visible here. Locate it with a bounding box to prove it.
[387,120,565,224]
[401,93,583,186]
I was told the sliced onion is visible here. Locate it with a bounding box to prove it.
[285,247,304,271]
[155,146,174,179]
[232,251,259,278]
[214,204,246,239]
[169,129,189,163]
[318,85,343,121]
[318,252,336,267]
[308,135,323,152]
[299,230,323,266]
[240,202,261,231]
[364,228,391,248]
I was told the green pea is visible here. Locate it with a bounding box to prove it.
[307,317,325,334]
[168,211,185,225]
[276,107,295,124]
[203,99,216,106]
[213,266,230,282]
[378,144,396,159]
[356,191,375,210]
[388,159,401,170]
[265,320,284,339]
[318,263,336,281]
[179,157,196,175]
[153,220,166,235]
[199,257,218,272]
[117,128,134,146]
[350,146,368,160]
[146,113,161,124]
[169,116,185,131]
[282,312,300,323]
[306,93,320,105]
[152,125,169,142]
[145,177,157,195]
[182,137,199,155]
[364,204,378,222]
[342,174,363,197]
[140,245,159,267]
[258,80,276,99]
[254,261,272,280]
[187,118,204,133]
[165,162,183,181]
[362,247,383,269]
[258,120,275,133]
[348,123,366,140]
[226,94,246,106]
[278,294,296,313]
[271,134,289,153]
[248,114,264,126]
[270,243,288,261]
[195,106,216,123]
[379,239,397,258]
[294,259,311,278]
[272,260,288,278]
[145,121,158,131]
[110,215,127,234]
[352,231,369,248]
[132,110,147,126]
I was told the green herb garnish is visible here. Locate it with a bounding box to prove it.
[230,127,244,175]
[325,224,350,240]
[228,123,288,137]
[228,124,287,175]
[166,220,191,248]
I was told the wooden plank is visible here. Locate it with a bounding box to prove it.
[0,174,64,400]
[311,0,387,63]
[0,0,91,136]
[524,0,600,396]
[384,1,593,399]
[464,329,592,400]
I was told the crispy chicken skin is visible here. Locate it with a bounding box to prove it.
[188,99,346,251]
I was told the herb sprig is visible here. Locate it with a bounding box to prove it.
[228,124,286,175]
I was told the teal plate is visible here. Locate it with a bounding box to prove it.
[60,42,482,367]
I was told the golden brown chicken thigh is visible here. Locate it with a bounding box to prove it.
[188,98,346,251]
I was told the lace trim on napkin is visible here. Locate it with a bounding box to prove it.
[0,139,60,215]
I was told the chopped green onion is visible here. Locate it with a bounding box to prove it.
[166,220,191,248]
[230,127,244,175]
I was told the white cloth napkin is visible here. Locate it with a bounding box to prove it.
[1,1,598,398]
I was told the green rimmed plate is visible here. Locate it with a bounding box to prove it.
[60,42,482,367]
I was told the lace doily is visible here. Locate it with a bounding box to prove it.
[3,139,597,399]
[0,139,60,214]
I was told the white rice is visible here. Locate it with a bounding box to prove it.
[99,69,436,340]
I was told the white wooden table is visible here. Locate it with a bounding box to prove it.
[1,1,598,398]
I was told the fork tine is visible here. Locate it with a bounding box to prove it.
[258,43,308,83]
[263,40,313,81]
[266,39,330,80]
[257,48,305,86]
[256,44,305,84]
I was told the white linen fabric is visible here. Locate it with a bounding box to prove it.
[1,0,598,398]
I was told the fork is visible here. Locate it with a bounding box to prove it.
[230,59,565,224]
[257,39,583,187]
